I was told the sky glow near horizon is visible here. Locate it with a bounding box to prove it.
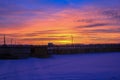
[0,0,120,45]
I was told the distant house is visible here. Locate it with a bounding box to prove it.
[48,43,54,47]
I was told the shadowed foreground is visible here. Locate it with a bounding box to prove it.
[0,52,120,80]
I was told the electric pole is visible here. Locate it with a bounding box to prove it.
[3,34,6,45]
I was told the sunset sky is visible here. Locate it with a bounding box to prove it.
[0,0,120,45]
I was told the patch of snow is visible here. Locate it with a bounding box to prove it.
[0,52,120,80]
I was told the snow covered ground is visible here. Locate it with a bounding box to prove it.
[0,52,120,80]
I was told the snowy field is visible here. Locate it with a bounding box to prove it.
[0,52,120,80]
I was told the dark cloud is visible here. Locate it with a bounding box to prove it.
[21,37,67,41]
[25,29,63,36]
[90,37,120,42]
[0,33,25,38]
[0,29,63,38]
[48,35,69,38]
[76,19,94,23]
[102,9,120,21]
[83,28,120,33]
[93,29,120,33]
[0,0,69,28]
[76,23,111,28]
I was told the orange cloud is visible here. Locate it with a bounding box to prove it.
[0,5,120,45]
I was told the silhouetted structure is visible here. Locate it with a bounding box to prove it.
[48,44,120,54]
[31,45,50,58]
[0,43,120,59]
[0,45,31,59]
[3,35,6,46]
[71,35,73,45]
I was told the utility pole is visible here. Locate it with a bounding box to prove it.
[71,35,73,46]
[15,40,17,45]
[3,34,6,45]
[11,39,13,45]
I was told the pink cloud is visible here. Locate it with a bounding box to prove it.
[0,5,120,44]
